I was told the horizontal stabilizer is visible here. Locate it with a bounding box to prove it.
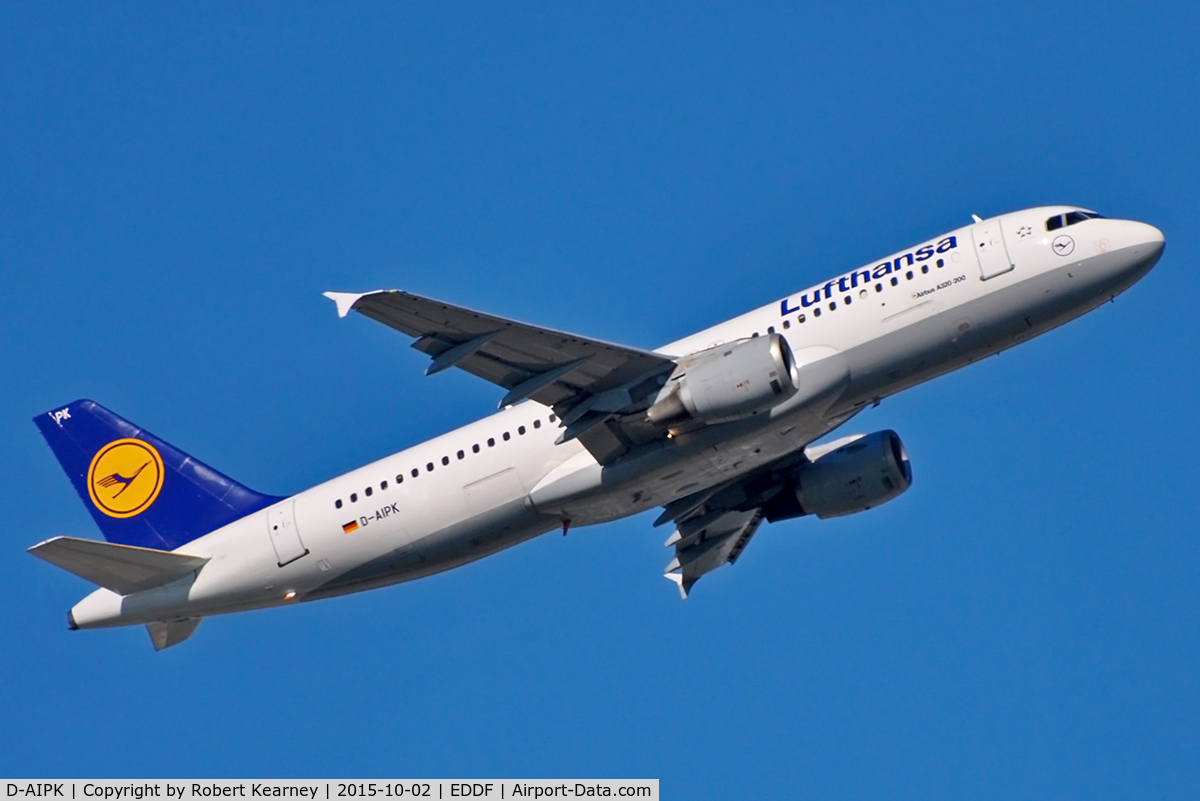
[146,618,203,650]
[28,536,209,596]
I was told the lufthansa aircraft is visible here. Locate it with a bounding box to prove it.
[31,207,1164,649]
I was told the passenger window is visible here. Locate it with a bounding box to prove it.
[921,265,929,274]
[411,468,419,478]
[752,332,760,338]
[891,277,899,286]
[396,475,404,484]
[365,486,373,497]
[875,283,882,292]
[441,456,449,466]
[488,438,495,447]
[472,444,481,453]
[350,493,358,503]
[426,462,434,472]
[799,314,806,323]
[814,308,822,317]
[457,450,464,460]
[549,414,557,423]
[937,258,944,268]
[381,480,388,490]
[518,426,526,435]
[503,432,511,441]
[1046,215,1064,231]
[844,296,852,305]
[335,499,343,509]
[782,319,790,329]
[767,326,775,334]
[829,302,836,311]
[534,419,542,429]
[906,271,913,280]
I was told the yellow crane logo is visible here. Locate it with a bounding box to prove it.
[87,439,164,518]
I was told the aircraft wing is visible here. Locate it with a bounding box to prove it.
[663,507,764,598]
[653,416,866,596]
[654,445,817,597]
[325,289,678,462]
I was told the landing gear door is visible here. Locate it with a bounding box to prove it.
[972,222,1014,280]
[268,499,309,567]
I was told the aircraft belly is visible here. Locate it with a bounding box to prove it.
[530,405,847,526]
[836,248,1149,407]
[306,494,557,600]
[936,255,1125,355]
[841,309,960,400]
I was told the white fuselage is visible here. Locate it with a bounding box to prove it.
[69,207,1165,629]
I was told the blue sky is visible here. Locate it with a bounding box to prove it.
[3,2,1198,796]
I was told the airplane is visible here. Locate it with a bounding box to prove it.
[29,206,1164,650]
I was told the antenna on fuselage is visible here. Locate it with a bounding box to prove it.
[971,214,983,223]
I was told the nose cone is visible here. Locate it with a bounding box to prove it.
[1134,221,1165,252]
[1133,221,1165,270]
[1112,219,1166,283]
[1108,218,1165,251]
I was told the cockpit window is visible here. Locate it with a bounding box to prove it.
[1046,210,1105,231]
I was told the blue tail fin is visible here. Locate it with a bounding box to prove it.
[34,400,283,551]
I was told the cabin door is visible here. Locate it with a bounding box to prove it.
[268,499,309,566]
[972,222,1014,280]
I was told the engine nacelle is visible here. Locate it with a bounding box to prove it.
[647,334,801,426]
[764,430,913,521]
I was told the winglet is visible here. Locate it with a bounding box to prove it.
[664,571,693,599]
[323,291,378,319]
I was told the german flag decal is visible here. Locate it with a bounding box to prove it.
[342,520,359,534]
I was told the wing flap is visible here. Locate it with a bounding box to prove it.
[29,536,209,596]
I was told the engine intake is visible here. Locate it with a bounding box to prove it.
[763,430,913,521]
[647,334,801,427]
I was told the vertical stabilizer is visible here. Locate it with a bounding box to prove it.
[34,400,283,551]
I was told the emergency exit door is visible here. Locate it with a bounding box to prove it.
[268,499,309,566]
[972,223,1014,280]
